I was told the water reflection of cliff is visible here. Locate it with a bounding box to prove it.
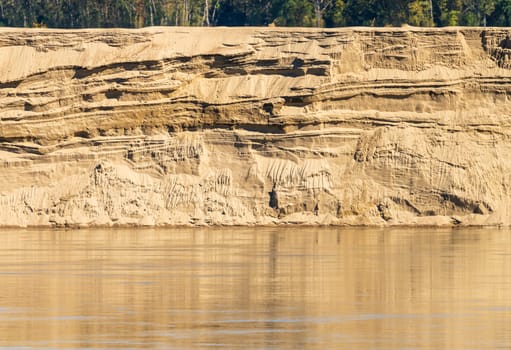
[0,228,510,349]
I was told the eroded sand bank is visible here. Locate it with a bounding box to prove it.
[1,26,511,227]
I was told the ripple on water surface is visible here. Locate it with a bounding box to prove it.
[0,227,511,349]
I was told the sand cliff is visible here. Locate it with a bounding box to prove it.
[1,26,511,227]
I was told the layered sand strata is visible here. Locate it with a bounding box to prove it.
[1,26,511,226]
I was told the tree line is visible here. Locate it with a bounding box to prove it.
[0,0,510,28]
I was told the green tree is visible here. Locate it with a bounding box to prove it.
[488,0,511,26]
[408,0,433,26]
[324,0,345,26]
[436,0,461,26]
[343,0,378,26]
[272,0,314,26]
[461,0,495,26]
[310,0,333,27]
[346,0,408,26]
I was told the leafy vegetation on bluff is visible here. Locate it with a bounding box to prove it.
[0,0,510,28]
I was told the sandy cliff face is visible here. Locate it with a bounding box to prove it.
[1,26,511,227]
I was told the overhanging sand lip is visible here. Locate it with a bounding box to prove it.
[0,25,505,83]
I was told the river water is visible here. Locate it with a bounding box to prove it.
[0,227,510,349]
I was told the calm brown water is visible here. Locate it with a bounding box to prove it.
[0,227,510,349]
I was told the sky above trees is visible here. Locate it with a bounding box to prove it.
[0,0,510,28]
